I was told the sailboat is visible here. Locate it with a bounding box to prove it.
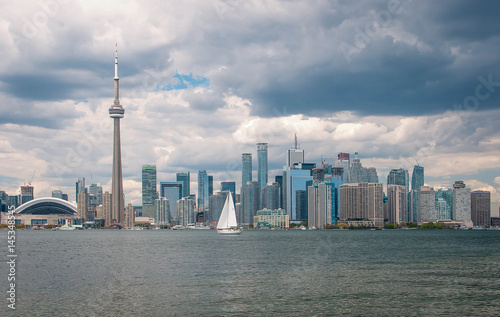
[217,192,242,235]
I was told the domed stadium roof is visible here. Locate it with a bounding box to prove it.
[15,197,77,215]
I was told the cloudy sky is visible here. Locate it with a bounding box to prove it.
[1,0,499,215]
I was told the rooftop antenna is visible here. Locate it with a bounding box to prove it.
[294,133,298,150]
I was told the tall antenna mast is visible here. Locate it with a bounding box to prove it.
[294,133,298,150]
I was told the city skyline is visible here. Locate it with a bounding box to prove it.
[1,1,499,216]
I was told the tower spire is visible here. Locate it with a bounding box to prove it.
[113,43,120,106]
[114,43,118,79]
[294,133,298,150]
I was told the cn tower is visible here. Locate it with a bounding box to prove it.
[109,44,125,224]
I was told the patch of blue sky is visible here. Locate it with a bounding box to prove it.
[161,73,209,91]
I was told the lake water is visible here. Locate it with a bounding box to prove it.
[1,229,500,316]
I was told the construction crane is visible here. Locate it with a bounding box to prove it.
[320,155,336,168]
[27,169,36,186]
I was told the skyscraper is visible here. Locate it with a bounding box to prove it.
[387,185,407,224]
[109,44,125,224]
[77,191,89,222]
[197,170,213,213]
[89,183,103,206]
[257,143,268,191]
[177,197,195,226]
[287,135,304,168]
[20,184,34,204]
[411,165,424,191]
[125,203,135,228]
[52,190,63,200]
[176,172,190,198]
[349,159,364,183]
[418,186,436,223]
[453,181,471,223]
[242,153,252,186]
[387,168,409,191]
[308,182,334,229]
[160,182,183,222]
[154,197,170,227]
[103,191,111,226]
[142,165,157,218]
[208,191,228,224]
[435,188,453,220]
[471,191,490,227]
[241,181,260,224]
[339,182,384,227]
[262,182,280,211]
[363,167,379,183]
[75,177,85,203]
[221,181,236,200]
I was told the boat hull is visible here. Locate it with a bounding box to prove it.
[217,228,242,235]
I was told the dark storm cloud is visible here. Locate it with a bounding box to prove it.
[209,0,500,117]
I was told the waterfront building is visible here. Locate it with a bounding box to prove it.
[77,191,89,221]
[176,197,195,226]
[453,181,471,222]
[125,203,135,228]
[75,177,85,203]
[21,184,34,204]
[339,182,384,227]
[262,182,280,211]
[154,197,170,227]
[1,197,76,227]
[208,191,228,224]
[387,168,410,192]
[197,170,213,213]
[418,186,436,223]
[312,168,325,183]
[411,165,424,191]
[436,198,448,220]
[241,181,260,224]
[349,158,365,183]
[435,188,453,220]
[103,191,111,226]
[284,168,312,221]
[471,191,490,227]
[142,165,157,218]
[287,135,304,168]
[160,182,183,222]
[253,208,289,229]
[387,185,407,224]
[176,172,190,198]
[308,182,336,229]
[8,195,18,209]
[52,190,63,200]
[109,44,125,224]
[89,183,103,206]
[257,143,268,191]
[296,190,308,221]
[242,153,252,187]
[363,167,379,183]
[221,181,236,199]
[335,152,350,182]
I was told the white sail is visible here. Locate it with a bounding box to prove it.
[217,194,231,229]
[216,192,240,234]
[226,192,237,228]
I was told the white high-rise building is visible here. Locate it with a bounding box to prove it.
[308,183,332,229]
[387,185,407,224]
[339,182,384,227]
[418,186,436,223]
[154,197,170,227]
[453,181,471,222]
[177,197,195,226]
